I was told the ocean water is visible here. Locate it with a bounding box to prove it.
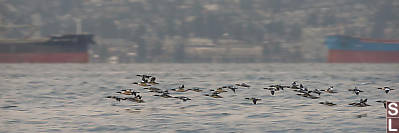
[0,63,398,133]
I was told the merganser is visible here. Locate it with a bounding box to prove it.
[321,86,337,93]
[132,81,151,87]
[210,88,228,93]
[171,85,188,92]
[319,101,336,106]
[116,89,139,96]
[264,87,277,95]
[126,95,145,103]
[148,77,159,85]
[378,87,394,94]
[154,92,173,98]
[349,99,370,107]
[188,87,203,92]
[228,86,238,93]
[204,92,223,98]
[245,97,261,104]
[311,89,322,95]
[348,87,363,95]
[235,83,250,88]
[174,96,191,102]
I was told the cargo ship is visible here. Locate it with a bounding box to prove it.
[0,34,94,63]
[324,35,399,63]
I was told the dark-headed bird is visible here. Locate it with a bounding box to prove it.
[264,87,277,95]
[349,99,370,107]
[296,91,319,99]
[171,85,188,92]
[245,97,261,104]
[148,77,159,85]
[228,86,238,93]
[144,87,162,92]
[235,83,250,88]
[204,92,223,98]
[321,86,337,93]
[291,81,299,89]
[210,88,228,93]
[132,81,151,87]
[348,87,363,95]
[311,89,322,95]
[378,87,394,94]
[106,96,125,102]
[188,87,203,92]
[116,89,139,96]
[270,85,289,91]
[126,95,145,103]
[154,93,173,98]
[136,74,151,79]
[174,96,191,102]
[319,101,337,106]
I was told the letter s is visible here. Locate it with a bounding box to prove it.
[388,103,398,116]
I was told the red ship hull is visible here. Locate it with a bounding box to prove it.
[325,35,399,63]
[0,53,88,63]
[0,34,94,63]
[328,50,399,63]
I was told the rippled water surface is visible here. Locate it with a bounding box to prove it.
[1,63,398,132]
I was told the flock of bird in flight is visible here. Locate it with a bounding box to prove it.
[106,74,394,108]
